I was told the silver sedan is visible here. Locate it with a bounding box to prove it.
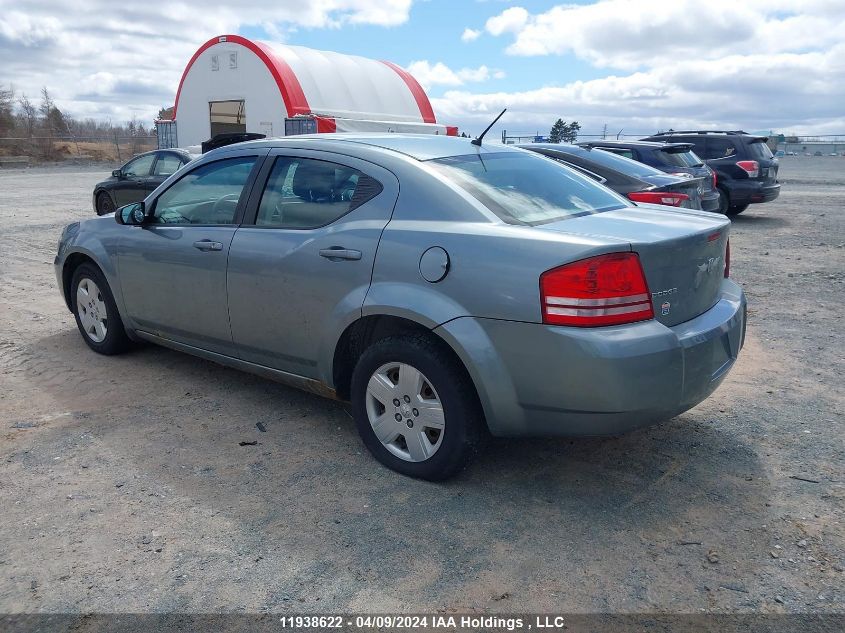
[55,134,746,480]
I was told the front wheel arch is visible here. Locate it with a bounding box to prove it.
[62,252,99,312]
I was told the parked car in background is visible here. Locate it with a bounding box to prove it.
[575,140,719,213]
[57,135,745,480]
[642,131,780,215]
[520,143,706,210]
[92,149,198,215]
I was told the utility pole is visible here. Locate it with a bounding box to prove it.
[602,124,607,140]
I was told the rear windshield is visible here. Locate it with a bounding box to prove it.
[747,140,774,159]
[428,152,628,225]
[571,146,664,177]
[653,148,704,168]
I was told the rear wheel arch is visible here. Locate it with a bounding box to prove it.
[332,315,480,409]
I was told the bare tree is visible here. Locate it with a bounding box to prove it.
[18,94,37,138]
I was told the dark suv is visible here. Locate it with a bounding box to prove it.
[642,131,780,215]
[576,139,719,213]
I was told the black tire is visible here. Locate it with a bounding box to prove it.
[350,334,486,481]
[96,191,115,215]
[716,187,730,214]
[71,263,131,355]
[727,203,749,216]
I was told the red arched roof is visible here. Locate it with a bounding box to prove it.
[172,35,436,124]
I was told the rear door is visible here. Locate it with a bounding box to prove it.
[227,149,400,378]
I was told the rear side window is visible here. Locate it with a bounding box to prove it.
[255,157,382,228]
[153,154,184,176]
[429,152,628,225]
[703,138,737,159]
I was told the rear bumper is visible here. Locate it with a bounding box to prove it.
[727,180,780,206]
[700,191,720,212]
[436,279,746,437]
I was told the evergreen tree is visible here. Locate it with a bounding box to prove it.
[549,118,566,143]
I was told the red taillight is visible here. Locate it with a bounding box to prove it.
[540,252,654,327]
[724,240,730,278]
[627,191,689,207]
[736,160,759,178]
[712,170,717,189]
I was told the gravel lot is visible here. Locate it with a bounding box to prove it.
[0,157,842,615]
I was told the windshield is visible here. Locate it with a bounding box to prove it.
[429,152,628,225]
[653,148,704,168]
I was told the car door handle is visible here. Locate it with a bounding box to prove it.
[319,247,362,261]
[193,240,223,252]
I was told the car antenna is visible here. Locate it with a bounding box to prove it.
[472,108,507,146]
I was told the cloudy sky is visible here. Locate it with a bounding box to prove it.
[1,0,843,138]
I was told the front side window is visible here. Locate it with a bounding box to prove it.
[255,157,382,228]
[429,152,628,225]
[151,156,257,225]
[153,154,184,176]
[123,154,155,177]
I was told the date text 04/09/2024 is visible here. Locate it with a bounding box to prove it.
[278,615,570,630]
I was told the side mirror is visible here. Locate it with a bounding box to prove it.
[115,202,147,226]
[112,169,123,178]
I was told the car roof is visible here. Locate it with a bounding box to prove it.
[222,133,522,161]
[577,139,692,150]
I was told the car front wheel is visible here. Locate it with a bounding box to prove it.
[350,334,485,481]
[71,263,131,355]
[96,192,115,215]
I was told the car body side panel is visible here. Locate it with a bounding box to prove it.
[55,216,128,318]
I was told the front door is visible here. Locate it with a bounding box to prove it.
[227,150,399,378]
[113,153,156,206]
[117,152,264,355]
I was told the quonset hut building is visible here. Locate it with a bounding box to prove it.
[156,34,455,149]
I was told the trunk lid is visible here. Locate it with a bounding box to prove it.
[538,205,730,326]
[640,173,704,210]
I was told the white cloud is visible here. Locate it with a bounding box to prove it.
[485,7,529,36]
[461,27,481,42]
[406,61,505,90]
[0,0,414,122]
[433,44,845,136]
[485,0,845,69]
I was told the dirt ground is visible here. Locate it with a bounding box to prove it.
[0,157,842,615]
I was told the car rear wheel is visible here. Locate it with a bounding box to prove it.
[350,334,485,481]
[727,203,749,216]
[96,192,115,215]
[71,263,131,355]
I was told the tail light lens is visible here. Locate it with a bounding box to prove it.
[712,170,717,189]
[736,160,759,177]
[540,252,654,327]
[627,191,689,207]
[724,240,730,278]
